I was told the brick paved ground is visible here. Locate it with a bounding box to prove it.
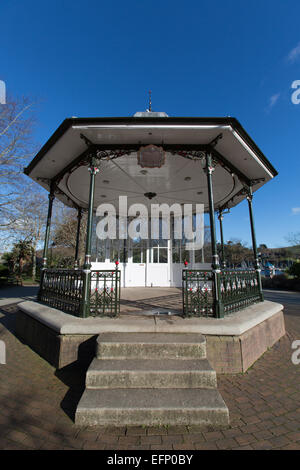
[0,294,299,450]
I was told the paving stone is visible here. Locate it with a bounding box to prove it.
[281,443,300,450]
[222,428,243,438]
[239,424,260,434]
[215,438,237,449]
[166,425,189,434]
[173,443,195,450]
[232,444,254,450]
[270,425,290,436]
[235,433,257,445]
[161,434,184,445]
[284,421,300,432]
[183,433,205,444]
[118,436,140,446]
[75,428,100,442]
[269,435,291,448]
[126,426,147,436]
[97,435,119,445]
[147,426,168,435]
[194,442,218,450]
[285,431,300,442]
[140,435,162,445]
[151,444,172,450]
[203,431,224,441]
[254,429,274,440]
[82,441,107,450]
[251,440,273,450]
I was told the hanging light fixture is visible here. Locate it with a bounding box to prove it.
[137,144,165,168]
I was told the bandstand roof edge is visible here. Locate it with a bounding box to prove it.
[24,116,278,213]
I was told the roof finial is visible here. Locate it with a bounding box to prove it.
[148,90,152,112]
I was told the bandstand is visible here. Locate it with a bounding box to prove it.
[24,111,277,319]
[17,111,286,426]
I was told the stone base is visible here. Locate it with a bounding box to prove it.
[16,300,285,373]
[206,311,285,373]
[15,310,96,369]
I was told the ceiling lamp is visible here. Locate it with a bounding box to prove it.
[144,192,157,200]
[137,144,165,168]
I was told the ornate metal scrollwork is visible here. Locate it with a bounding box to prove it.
[169,149,206,161]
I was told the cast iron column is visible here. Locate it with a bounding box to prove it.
[205,153,224,318]
[218,211,226,269]
[42,185,55,269]
[247,186,264,301]
[74,207,82,269]
[80,156,99,317]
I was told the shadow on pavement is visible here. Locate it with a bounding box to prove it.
[0,285,39,304]
[0,304,19,336]
[55,362,89,422]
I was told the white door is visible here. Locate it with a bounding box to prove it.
[146,239,170,287]
[127,238,147,287]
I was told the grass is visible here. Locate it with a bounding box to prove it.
[0,275,39,287]
[21,276,39,284]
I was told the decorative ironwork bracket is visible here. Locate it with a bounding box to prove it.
[169,149,206,161]
[203,152,219,175]
[80,133,94,147]
[249,177,265,186]
[36,177,52,185]
[208,133,223,148]
[218,208,230,220]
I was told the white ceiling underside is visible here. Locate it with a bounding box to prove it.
[27,123,275,212]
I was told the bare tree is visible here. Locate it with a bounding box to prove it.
[7,189,49,279]
[0,96,35,227]
[52,205,87,265]
[223,238,252,267]
[286,232,300,246]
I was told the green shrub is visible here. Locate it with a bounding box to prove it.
[262,273,300,291]
[49,254,74,269]
[0,264,9,277]
[288,262,300,279]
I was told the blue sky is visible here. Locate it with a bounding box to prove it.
[1,0,300,248]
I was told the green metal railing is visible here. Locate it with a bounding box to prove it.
[182,270,214,317]
[39,267,262,318]
[90,270,121,317]
[220,269,262,314]
[38,268,121,317]
[38,268,84,315]
[183,268,262,317]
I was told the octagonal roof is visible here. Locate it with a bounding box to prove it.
[24,116,277,213]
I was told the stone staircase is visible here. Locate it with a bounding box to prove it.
[75,333,229,427]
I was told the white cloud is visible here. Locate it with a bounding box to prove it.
[269,93,280,108]
[265,93,280,113]
[292,207,300,215]
[287,42,300,63]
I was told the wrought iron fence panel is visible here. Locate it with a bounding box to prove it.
[90,270,120,317]
[220,269,261,314]
[182,270,214,317]
[38,269,84,316]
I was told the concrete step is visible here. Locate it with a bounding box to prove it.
[86,357,217,389]
[96,333,206,360]
[75,388,229,426]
